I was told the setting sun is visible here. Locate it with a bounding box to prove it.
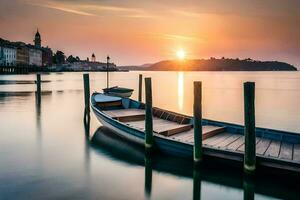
[176,49,186,60]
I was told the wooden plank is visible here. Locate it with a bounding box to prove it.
[226,136,245,151]
[175,126,221,139]
[117,115,145,122]
[293,144,300,162]
[265,140,281,158]
[104,109,145,118]
[202,126,226,140]
[204,133,231,146]
[126,117,193,136]
[97,101,122,108]
[278,142,293,160]
[186,136,195,143]
[184,127,226,143]
[237,138,261,152]
[174,131,194,140]
[203,133,227,145]
[156,124,192,136]
[256,138,271,155]
[215,134,241,148]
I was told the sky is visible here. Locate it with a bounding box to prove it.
[0,0,299,67]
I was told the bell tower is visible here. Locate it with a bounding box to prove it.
[34,29,41,48]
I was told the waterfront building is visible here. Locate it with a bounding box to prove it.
[33,29,53,66]
[0,46,3,65]
[41,47,53,66]
[29,47,42,66]
[16,45,29,66]
[0,46,17,66]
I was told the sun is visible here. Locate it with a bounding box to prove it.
[176,49,186,60]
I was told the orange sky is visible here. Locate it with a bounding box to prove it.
[0,0,299,67]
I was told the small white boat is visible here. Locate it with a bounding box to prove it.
[103,86,134,98]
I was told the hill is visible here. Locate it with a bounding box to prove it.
[124,58,297,71]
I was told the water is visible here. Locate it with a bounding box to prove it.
[0,71,299,199]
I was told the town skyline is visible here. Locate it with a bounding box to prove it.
[1,0,299,67]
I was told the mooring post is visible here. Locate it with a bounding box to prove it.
[244,82,256,174]
[243,176,255,200]
[36,73,41,95]
[144,154,152,198]
[193,81,203,164]
[138,74,143,102]
[83,74,90,116]
[193,167,201,200]
[145,77,154,151]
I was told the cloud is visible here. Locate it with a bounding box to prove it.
[80,5,142,13]
[25,0,151,18]
[171,10,203,18]
[31,3,96,16]
[146,33,204,43]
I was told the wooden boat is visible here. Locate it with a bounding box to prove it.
[91,93,300,173]
[103,86,134,98]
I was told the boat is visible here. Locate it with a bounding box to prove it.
[103,86,134,98]
[102,56,133,98]
[91,93,300,174]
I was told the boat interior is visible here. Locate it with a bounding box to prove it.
[93,94,300,164]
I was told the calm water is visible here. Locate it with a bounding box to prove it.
[0,71,300,200]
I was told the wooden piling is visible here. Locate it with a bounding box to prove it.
[243,82,256,174]
[144,154,152,198]
[36,74,41,104]
[36,74,41,95]
[193,81,203,163]
[138,74,143,102]
[145,77,154,150]
[83,74,90,114]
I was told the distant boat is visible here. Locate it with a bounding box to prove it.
[103,55,133,98]
[103,86,134,98]
[91,93,300,174]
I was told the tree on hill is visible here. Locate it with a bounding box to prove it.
[66,55,77,63]
[52,50,65,64]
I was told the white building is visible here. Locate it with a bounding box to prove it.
[0,46,3,65]
[29,48,42,66]
[0,46,17,66]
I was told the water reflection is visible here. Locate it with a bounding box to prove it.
[243,176,254,200]
[177,72,184,111]
[193,167,201,200]
[144,154,152,199]
[35,92,42,142]
[84,112,91,173]
[90,126,300,200]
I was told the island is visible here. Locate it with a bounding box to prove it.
[121,58,297,71]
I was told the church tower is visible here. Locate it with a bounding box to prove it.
[34,29,41,48]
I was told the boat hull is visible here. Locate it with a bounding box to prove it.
[103,86,134,98]
[104,91,133,98]
[91,92,300,174]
